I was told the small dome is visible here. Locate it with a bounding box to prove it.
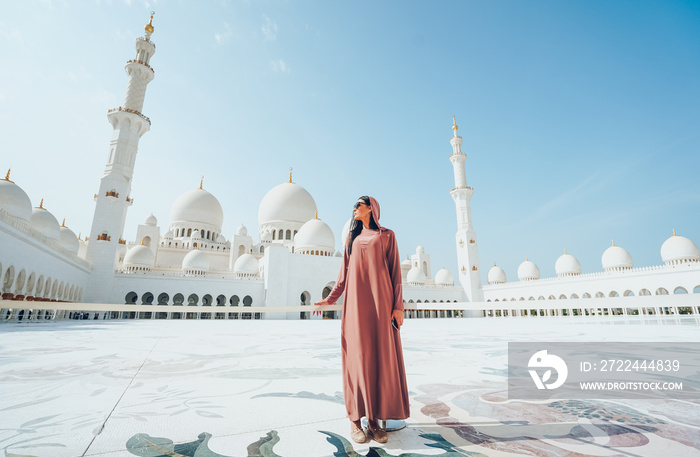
[170,187,224,230]
[602,243,633,272]
[416,245,425,254]
[435,267,454,286]
[517,259,540,281]
[217,234,226,243]
[182,249,210,272]
[59,223,79,253]
[661,231,700,265]
[236,224,248,236]
[407,266,427,284]
[294,218,335,253]
[191,229,201,239]
[401,257,412,268]
[487,264,507,285]
[124,244,155,268]
[0,176,32,221]
[335,250,342,257]
[163,229,174,238]
[234,253,259,276]
[144,213,157,226]
[30,204,60,239]
[555,252,581,277]
[258,181,317,226]
[261,231,272,242]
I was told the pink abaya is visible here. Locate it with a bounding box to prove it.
[326,197,410,421]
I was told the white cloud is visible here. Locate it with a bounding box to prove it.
[270,59,290,73]
[262,15,277,41]
[215,22,233,45]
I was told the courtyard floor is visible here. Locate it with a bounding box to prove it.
[0,316,699,457]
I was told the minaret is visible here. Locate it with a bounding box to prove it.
[84,14,157,303]
[449,117,483,302]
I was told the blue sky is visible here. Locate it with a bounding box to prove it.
[1,0,699,283]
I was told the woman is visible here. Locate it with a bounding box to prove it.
[314,196,410,444]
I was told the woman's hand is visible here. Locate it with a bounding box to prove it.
[312,298,330,316]
[392,309,404,329]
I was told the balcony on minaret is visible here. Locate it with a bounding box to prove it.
[126,59,155,74]
[107,106,151,125]
[96,233,112,242]
[105,190,120,198]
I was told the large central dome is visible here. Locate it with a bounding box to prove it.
[258,182,317,226]
[170,188,224,229]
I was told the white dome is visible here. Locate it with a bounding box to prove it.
[191,229,202,239]
[340,218,352,249]
[407,266,427,284]
[294,218,335,252]
[234,253,259,276]
[236,224,248,236]
[182,249,210,272]
[163,229,174,238]
[258,182,317,226]
[216,234,227,243]
[59,224,79,253]
[601,244,633,271]
[30,205,60,239]
[124,244,155,268]
[487,264,507,285]
[435,267,454,286]
[555,252,581,277]
[416,245,425,254]
[517,259,540,281]
[170,188,224,230]
[0,177,32,221]
[661,232,700,265]
[144,213,157,226]
[261,231,272,242]
[401,257,412,268]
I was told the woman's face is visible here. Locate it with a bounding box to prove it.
[353,199,371,221]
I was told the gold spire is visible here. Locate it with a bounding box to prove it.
[673,228,677,236]
[315,210,318,219]
[612,240,615,246]
[2,169,12,182]
[493,261,497,266]
[61,218,66,227]
[452,115,458,131]
[564,249,567,255]
[289,167,293,183]
[36,199,44,209]
[145,11,155,34]
[199,176,203,189]
[78,232,82,240]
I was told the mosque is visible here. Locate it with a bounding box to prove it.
[1,16,698,321]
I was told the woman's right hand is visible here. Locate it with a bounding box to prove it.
[312,298,330,316]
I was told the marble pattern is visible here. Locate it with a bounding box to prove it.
[0,318,698,456]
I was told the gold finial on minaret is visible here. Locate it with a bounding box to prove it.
[493,261,497,266]
[452,115,458,131]
[145,11,155,34]
[564,249,567,255]
[61,218,66,227]
[673,228,677,236]
[199,176,204,189]
[612,240,615,246]
[78,232,82,240]
[37,199,44,209]
[289,167,293,183]
[3,169,11,182]
[315,210,318,219]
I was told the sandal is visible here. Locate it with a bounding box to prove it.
[367,420,388,443]
[350,423,367,443]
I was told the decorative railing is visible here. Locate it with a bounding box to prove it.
[126,59,154,73]
[107,106,151,125]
